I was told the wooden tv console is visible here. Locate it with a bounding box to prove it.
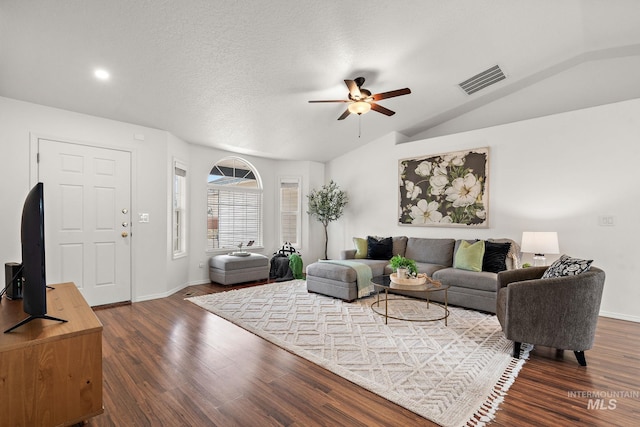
[0,282,103,426]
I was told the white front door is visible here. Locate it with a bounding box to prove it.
[37,138,132,306]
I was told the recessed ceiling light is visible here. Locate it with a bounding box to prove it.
[94,69,110,80]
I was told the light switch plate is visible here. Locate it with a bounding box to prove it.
[598,215,615,226]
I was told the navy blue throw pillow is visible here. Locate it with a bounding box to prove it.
[482,241,511,273]
[367,236,393,260]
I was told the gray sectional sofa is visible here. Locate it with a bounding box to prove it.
[306,236,520,313]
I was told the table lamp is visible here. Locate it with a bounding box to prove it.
[521,231,559,267]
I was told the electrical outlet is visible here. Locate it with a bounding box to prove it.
[598,215,615,226]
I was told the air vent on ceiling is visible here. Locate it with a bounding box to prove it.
[458,65,506,95]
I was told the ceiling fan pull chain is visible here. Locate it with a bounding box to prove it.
[358,115,362,138]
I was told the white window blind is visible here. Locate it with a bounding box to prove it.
[210,188,262,249]
[173,162,187,257]
[207,157,262,251]
[280,179,300,246]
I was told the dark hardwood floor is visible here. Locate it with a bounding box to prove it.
[88,281,640,426]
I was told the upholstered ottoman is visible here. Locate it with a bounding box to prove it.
[209,253,269,285]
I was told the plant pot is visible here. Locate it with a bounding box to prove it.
[396,267,408,279]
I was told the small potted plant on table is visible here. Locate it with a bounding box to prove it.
[390,255,418,279]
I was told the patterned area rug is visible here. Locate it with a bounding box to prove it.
[187,280,529,427]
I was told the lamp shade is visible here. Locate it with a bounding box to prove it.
[521,231,559,255]
[348,101,371,115]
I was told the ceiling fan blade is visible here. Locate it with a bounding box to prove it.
[344,80,361,99]
[371,88,411,101]
[337,108,351,120]
[308,100,350,103]
[370,102,396,116]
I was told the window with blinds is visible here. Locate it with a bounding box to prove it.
[280,178,301,247]
[207,158,262,250]
[173,160,187,257]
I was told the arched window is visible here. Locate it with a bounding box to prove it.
[207,157,262,250]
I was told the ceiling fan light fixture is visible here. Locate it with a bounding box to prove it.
[348,101,371,115]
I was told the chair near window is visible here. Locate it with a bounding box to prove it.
[496,265,605,366]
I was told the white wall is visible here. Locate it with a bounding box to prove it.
[186,147,325,285]
[165,133,191,297]
[0,96,325,301]
[0,96,170,302]
[326,98,640,322]
[273,160,326,264]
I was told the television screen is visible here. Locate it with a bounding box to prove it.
[21,182,47,316]
[4,182,66,333]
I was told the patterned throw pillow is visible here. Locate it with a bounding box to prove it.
[542,254,593,279]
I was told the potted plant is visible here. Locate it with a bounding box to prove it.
[389,255,418,279]
[307,180,348,260]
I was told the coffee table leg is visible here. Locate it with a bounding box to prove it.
[385,289,388,324]
[445,288,448,326]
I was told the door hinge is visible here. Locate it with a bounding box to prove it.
[37,152,40,163]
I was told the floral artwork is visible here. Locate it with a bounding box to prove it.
[398,147,489,227]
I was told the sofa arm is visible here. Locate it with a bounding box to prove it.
[340,249,356,260]
[497,266,546,290]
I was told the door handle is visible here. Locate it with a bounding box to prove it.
[121,232,129,238]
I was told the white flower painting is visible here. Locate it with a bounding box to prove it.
[398,147,489,227]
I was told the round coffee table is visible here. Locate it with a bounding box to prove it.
[370,275,449,325]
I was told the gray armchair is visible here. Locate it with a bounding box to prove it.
[496,266,605,366]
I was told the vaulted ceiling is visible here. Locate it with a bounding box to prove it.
[2,1,640,162]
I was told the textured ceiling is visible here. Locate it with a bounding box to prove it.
[2,1,640,162]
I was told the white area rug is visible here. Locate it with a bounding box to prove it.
[187,280,529,427]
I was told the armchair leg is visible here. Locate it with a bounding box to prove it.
[574,351,587,366]
[512,342,522,359]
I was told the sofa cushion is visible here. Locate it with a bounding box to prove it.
[306,259,389,282]
[306,262,356,282]
[367,236,393,260]
[353,237,368,259]
[433,267,499,292]
[454,240,485,272]
[392,236,408,258]
[405,238,455,266]
[414,262,449,277]
[209,254,269,270]
[542,254,593,278]
[482,241,511,273]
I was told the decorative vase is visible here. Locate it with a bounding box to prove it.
[396,267,408,279]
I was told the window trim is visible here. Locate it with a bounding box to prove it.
[172,158,188,259]
[278,176,302,249]
[207,157,263,253]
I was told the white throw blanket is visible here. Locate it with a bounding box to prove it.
[319,259,374,298]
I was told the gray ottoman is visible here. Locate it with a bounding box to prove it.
[209,253,269,285]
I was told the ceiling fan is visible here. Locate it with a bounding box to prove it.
[309,77,411,120]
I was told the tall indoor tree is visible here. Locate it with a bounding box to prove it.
[307,180,348,260]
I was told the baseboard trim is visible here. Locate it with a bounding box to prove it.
[599,310,640,323]
[132,280,212,303]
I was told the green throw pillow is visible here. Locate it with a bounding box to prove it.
[353,237,367,259]
[454,240,485,272]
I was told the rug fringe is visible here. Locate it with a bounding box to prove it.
[465,343,532,426]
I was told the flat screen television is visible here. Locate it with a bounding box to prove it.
[4,182,67,333]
